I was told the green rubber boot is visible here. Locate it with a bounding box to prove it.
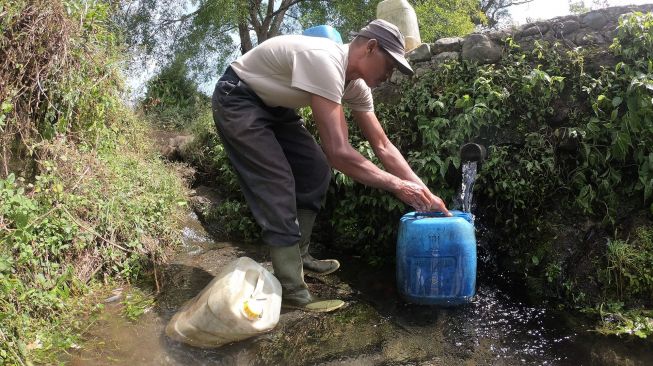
[270,244,344,313]
[297,209,340,275]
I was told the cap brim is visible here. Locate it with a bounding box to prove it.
[385,49,414,76]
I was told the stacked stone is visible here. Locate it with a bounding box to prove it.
[385,4,653,87]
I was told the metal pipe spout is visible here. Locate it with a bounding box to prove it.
[460,143,487,163]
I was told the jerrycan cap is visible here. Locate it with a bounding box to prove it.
[242,299,264,320]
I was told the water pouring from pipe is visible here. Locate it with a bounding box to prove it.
[458,143,487,213]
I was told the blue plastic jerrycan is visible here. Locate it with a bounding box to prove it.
[396,210,477,305]
[302,25,343,44]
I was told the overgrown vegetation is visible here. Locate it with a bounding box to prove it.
[415,0,485,42]
[0,1,187,364]
[141,60,210,128]
[190,11,653,337]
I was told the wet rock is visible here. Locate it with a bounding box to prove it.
[432,37,463,54]
[574,30,607,46]
[389,69,408,84]
[549,100,570,127]
[462,34,502,65]
[488,29,513,44]
[433,51,459,64]
[415,66,430,78]
[518,23,550,38]
[554,20,581,37]
[104,288,124,303]
[190,185,221,204]
[372,82,402,106]
[161,135,193,161]
[582,11,609,30]
[188,185,222,214]
[406,43,431,63]
[585,50,620,73]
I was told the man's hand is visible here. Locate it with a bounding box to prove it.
[394,180,451,215]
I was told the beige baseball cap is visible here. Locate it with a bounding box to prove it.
[353,19,414,76]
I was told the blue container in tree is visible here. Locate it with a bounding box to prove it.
[396,210,476,305]
[302,25,343,44]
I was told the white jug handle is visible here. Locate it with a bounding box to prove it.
[251,270,265,299]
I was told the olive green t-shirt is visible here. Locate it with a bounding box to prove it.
[230,35,373,112]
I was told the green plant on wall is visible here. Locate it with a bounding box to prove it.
[567,12,653,223]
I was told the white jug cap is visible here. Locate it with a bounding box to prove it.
[242,299,264,320]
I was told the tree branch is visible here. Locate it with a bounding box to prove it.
[482,0,534,13]
[239,21,254,54]
[158,8,200,27]
[249,0,262,30]
[267,0,333,37]
[268,0,309,20]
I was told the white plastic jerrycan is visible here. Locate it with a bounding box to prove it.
[377,0,422,51]
[165,257,282,348]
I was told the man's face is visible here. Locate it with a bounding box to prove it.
[361,43,397,88]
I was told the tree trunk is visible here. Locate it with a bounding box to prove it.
[238,21,253,54]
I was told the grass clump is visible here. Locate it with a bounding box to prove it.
[0,113,188,365]
[0,1,189,364]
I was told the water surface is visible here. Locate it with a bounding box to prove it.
[63,211,653,365]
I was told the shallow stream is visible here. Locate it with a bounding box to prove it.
[64,160,653,365]
[63,208,653,366]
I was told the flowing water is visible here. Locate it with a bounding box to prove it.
[63,174,653,365]
[458,161,477,214]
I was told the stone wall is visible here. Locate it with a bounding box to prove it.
[378,4,653,97]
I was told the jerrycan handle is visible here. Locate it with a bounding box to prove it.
[250,270,266,300]
[242,270,267,320]
[412,210,474,224]
[412,211,447,218]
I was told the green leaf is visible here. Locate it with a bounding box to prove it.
[1,100,12,113]
[612,96,623,107]
[627,94,640,111]
[645,178,653,200]
[0,256,12,273]
[610,109,619,121]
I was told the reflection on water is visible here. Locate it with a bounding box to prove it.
[338,257,653,366]
[63,212,653,366]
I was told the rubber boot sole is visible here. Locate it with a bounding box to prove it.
[302,259,340,276]
[281,298,345,313]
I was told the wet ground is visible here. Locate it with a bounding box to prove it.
[63,211,653,366]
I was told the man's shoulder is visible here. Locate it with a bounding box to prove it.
[266,34,346,55]
[345,79,371,95]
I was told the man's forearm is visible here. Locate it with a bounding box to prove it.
[327,144,403,193]
[375,142,426,188]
